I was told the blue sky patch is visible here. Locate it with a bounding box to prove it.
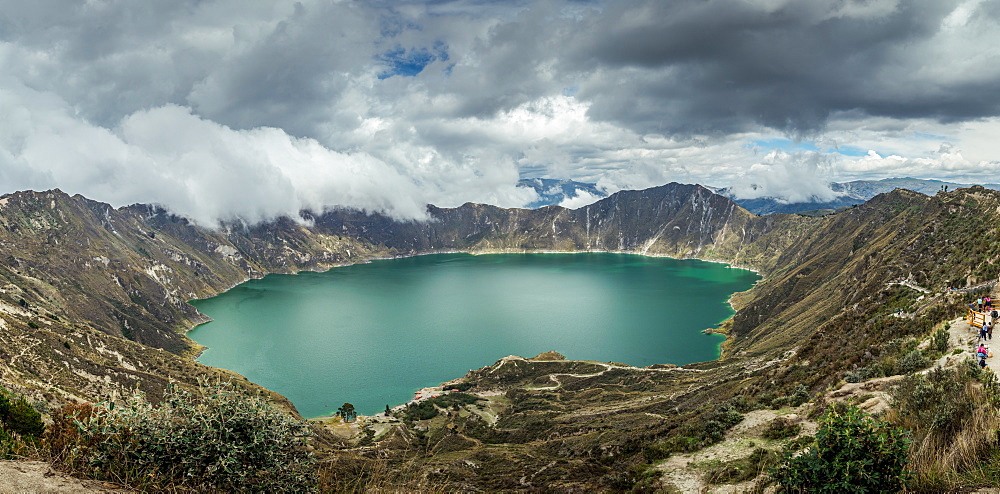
[833,145,868,157]
[750,138,869,157]
[377,42,449,79]
[750,138,818,153]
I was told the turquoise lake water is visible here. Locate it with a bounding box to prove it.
[188,253,759,417]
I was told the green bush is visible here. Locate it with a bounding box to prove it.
[898,349,931,374]
[664,402,745,453]
[0,388,46,459]
[891,366,974,436]
[706,448,780,484]
[932,326,950,354]
[401,400,440,421]
[772,384,810,408]
[844,366,872,383]
[761,417,801,440]
[400,392,482,422]
[0,391,45,438]
[771,404,910,492]
[48,381,316,492]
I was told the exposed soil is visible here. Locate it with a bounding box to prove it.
[654,309,991,493]
[0,460,129,493]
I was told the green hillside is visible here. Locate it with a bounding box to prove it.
[1,184,999,491]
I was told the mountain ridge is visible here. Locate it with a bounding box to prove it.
[518,176,1000,216]
[2,183,998,490]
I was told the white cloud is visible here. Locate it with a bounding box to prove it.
[0,79,534,225]
[3,0,1000,222]
[728,150,840,203]
[558,190,604,209]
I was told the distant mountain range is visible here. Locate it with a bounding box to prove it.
[519,177,1000,215]
[516,178,606,208]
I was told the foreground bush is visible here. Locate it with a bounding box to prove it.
[0,386,46,458]
[771,403,910,492]
[47,381,316,492]
[888,362,1000,488]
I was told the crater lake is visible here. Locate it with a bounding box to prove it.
[188,253,759,417]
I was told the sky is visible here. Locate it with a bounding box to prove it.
[1,0,999,225]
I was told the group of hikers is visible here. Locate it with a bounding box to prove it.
[975,302,997,369]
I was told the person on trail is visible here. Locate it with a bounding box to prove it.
[987,296,993,310]
[980,324,989,342]
[992,309,998,320]
[978,344,988,359]
[978,298,984,310]
[990,323,994,341]
[981,357,989,369]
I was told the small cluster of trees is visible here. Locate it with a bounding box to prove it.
[336,402,357,422]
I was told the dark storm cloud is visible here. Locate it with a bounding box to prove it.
[565,0,999,135]
[2,0,998,224]
[187,2,379,139]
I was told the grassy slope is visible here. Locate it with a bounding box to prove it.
[3,184,1000,489]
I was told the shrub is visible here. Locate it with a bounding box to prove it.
[892,366,973,436]
[772,384,810,408]
[401,400,439,421]
[45,401,95,462]
[761,417,801,440]
[641,442,672,462]
[889,363,1000,488]
[932,326,950,354]
[602,463,660,491]
[0,391,45,438]
[898,349,931,374]
[664,402,745,453]
[706,448,780,484]
[447,381,474,392]
[0,388,46,459]
[46,380,316,492]
[845,366,872,383]
[771,404,910,493]
[399,392,482,422]
[701,403,745,444]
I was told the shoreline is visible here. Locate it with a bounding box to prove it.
[182,247,764,419]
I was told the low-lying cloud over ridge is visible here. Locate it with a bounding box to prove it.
[2,0,999,224]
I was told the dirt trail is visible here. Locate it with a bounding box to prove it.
[657,404,817,493]
[0,460,128,493]
[944,314,999,379]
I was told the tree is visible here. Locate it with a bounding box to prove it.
[337,403,357,422]
[771,403,910,492]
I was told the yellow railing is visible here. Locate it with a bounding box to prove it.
[966,308,988,328]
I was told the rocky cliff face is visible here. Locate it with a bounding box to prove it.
[0,190,385,406]
[313,183,817,269]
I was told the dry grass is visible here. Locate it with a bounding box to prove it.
[887,370,1000,489]
[317,454,447,493]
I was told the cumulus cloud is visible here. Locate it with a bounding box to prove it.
[728,151,840,203]
[558,190,604,209]
[2,0,1000,223]
[0,79,532,225]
